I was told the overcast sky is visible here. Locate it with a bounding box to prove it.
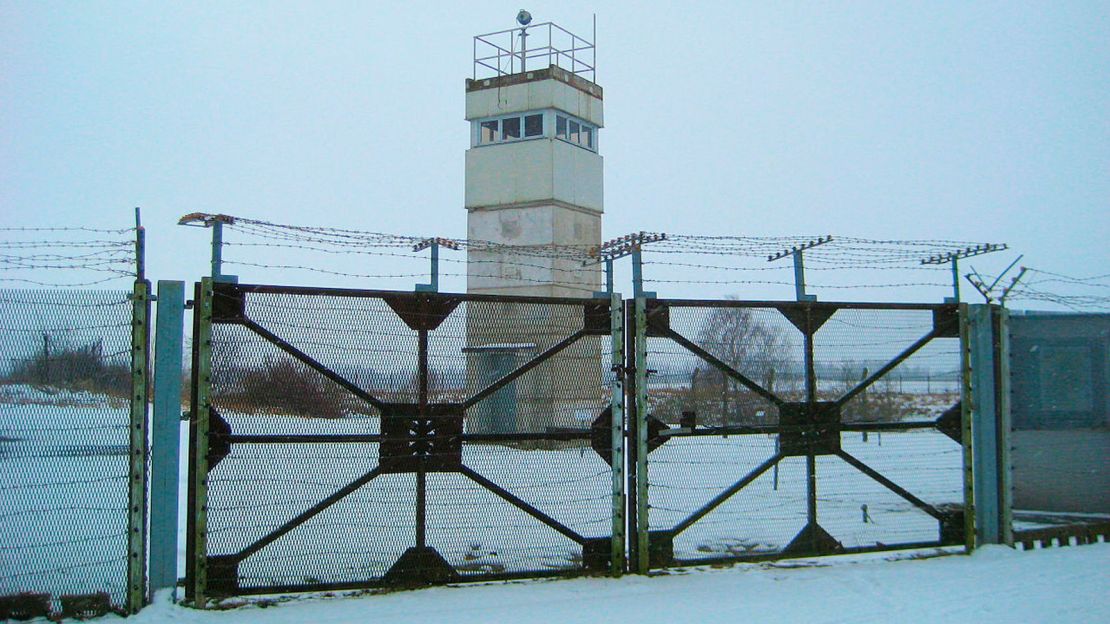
[1,1,1107,303]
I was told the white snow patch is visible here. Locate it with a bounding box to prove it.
[116,543,1109,624]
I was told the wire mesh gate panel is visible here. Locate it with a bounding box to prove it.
[629,299,968,568]
[0,288,146,618]
[187,281,621,604]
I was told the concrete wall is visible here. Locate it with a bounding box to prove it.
[465,67,603,126]
[1012,430,1110,514]
[466,203,601,298]
[465,139,603,212]
[1008,312,1110,515]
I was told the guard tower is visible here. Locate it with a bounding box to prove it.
[466,17,603,297]
[465,17,605,435]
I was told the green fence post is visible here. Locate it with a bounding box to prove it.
[127,278,151,612]
[968,303,1009,546]
[609,291,625,575]
[150,281,185,598]
[186,279,213,607]
[634,295,649,574]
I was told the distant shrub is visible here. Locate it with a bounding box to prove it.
[6,340,130,397]
[235,358,346,418]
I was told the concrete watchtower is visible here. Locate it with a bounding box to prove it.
[464,17,605,435]
[466,18,603,297]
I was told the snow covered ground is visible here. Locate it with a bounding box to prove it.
[126,544,1108,624]
[5,383,1107,624]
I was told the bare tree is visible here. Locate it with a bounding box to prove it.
[690,300,793,426]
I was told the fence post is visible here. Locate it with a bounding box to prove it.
[185,279,213,607]
[995,307,1014,545]
[150,281,185,599]
[959,304,975,551]
[609,291,625,575]
[633,294,649,574]
[127,278,151,613]
[967,304,1011,546]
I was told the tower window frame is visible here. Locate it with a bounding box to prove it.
[472,110,597,152]
[554,113,598,152]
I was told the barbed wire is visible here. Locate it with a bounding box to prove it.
[1,224,138,287]
[0,226,135,234]
[965,267,1110,312]
[193,213,1108,311]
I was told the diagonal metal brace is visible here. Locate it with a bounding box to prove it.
[835,450,944,521]
[241,318,388,412]
[672,453,784,536]
[462,329,587,409]
[835,329,937,407]
[663,327,785,408]
[459,465,586,545]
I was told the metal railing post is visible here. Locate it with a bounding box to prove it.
[609,291,625,575]
[211,221,223,280]
[768,237,830,302]
[127,277,151,613]
[150,280,185,599]
[634,294,649,574]
[959,304,976,551]
[631,247,643,299]
[996,306,1014,545]
[186,279,213,608]
[968,304,1006,546]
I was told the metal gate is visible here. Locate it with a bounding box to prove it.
[627,299,970,570]
[186,281,974,603]
[186,280,623,605]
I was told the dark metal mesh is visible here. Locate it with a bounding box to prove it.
[0,289,133,612]
[198,286,616,595]
[642,301,963,564]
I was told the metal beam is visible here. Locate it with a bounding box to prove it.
[836,450,945,521]
[236,467,384,562]
[462,330,587,409]
[663,327,785,407]
[127,279,151,612]
[672,453,783,536]
[634,296,649,573]
[150,281,185,598]
[609,291,625,575]
[240,318,388,412]
[968,304,1006,545]
[187,278,213,608]
[459,466,586,545]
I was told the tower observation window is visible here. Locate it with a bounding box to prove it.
[555,114,597,151]
[481,120,499,143]
[524,114,543,137]
[502,117,521,140]
[474,111,596,151]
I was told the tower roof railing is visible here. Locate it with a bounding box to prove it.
[473,21,596,82]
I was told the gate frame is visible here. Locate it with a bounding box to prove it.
[185,281,625,605]
[628,297,973,569]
